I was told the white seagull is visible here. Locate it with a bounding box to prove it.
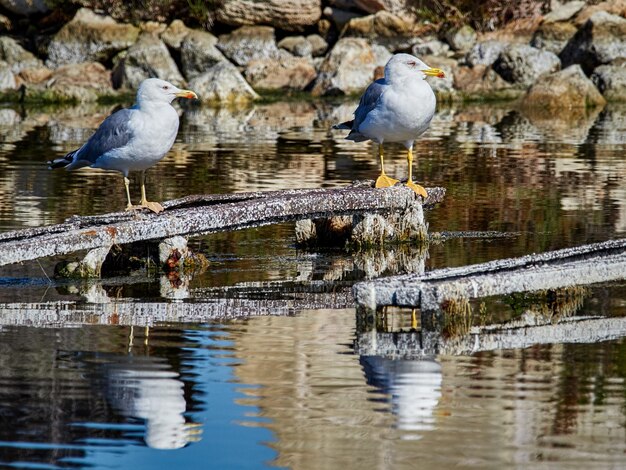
[49,78,198,213]
[334,54,445,198]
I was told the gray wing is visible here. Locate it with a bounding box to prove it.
[72,108,136,165]
[353,79,386,131]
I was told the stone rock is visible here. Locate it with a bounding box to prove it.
[543,0,585,22]
[573,0,626,26]
[445,25,477,53]
[278,36,313,57]
[0,36,43,73]
[0,61,17,91]
[412,37,450,58]
[454,64,521,100]
[311,37,391,96]
[0,13,11,32]
[139,21,167,35]
[189,61,259,103]
[180,29,226,80]
[591,61,626,101]
[329,0,416,18]
[47,8,140,68]
[112,34,184,89]
[531,21,578,55]
[25,62,115,102]
[245,51,317,90]
[307,34,328,57]
[522,64,606,110]
[161,19,190,50]
[18,66,52,84]
[340,10,419,51]
[215,0,322,32]
[560,11,626,75]
[494,44,561,86]
[465,40,506,67]
[0,0,48,16]
[217,26,280,67]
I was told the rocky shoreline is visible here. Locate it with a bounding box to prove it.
[0,0,624,108]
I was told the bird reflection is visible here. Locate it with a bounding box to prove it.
[102,355,200,449]
[360,356,442,439]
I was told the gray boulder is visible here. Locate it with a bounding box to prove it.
[560,11,626,74]
[311,37,391,96]
[412,37,450,58]
[112,34,184,89]
[277,36,313,57]
[217,26,281,67]
[215,0,322,32]
[445,25,477,53]
[531,21,578,55]
[25,62,115,102]
[245,51,317,90]
[307,34,328,57]
[0,36,43,73]
[522,64,606,110]
[0,61,17,91]
[189,61,259,103]
[47,8,140,68]
[161,19,190,50]
[494,44,561,86]
[543,0,585,22]
[465,40,506,67]
[591,61,626,101]
[0,0,48,16]
[340,10,420,51]
[454,64,521,100]
[180,30,226,80]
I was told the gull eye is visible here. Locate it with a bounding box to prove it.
[162,85,170,90]
[407,61,416,67]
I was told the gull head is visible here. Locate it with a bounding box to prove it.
[136,78,198,105]
[385,54,446,82]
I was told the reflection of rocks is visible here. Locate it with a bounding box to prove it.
[353,245,427,279]
[361,356,442,437]
[520,102,602,144]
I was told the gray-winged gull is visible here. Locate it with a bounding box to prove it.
[49,78,198,213]
[334,54,445,198]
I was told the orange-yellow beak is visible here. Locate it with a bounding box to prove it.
[423,68,445,79]
[176,89,198,99]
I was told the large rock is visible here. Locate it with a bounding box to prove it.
[47,8,140,68]
[217,26,280,67]
[180,30,226,80]
[189,61,259,103]
[522,65,606,110]
[25,62,115,102]
[560,11,626,74]
[494,44,561,86]
[277,36,313,57]
[0,36,43,73]
[531,21,578,55]
[591,61,626,101]
[311,37,391,96]
[245,51,317,90]
[465,40,506,67]
[340,10,419,51]
[0,61,18,91]
[454,64,521,100]
[215,0,322,32]
[543,0,585,22]
[112,34,184,89]
[161,19,190,50]
[445,25,477,53]
[0,0,48,16]
[573,0,626,26]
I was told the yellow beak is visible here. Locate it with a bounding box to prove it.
[176,89,198,99]
[423,68,445,79]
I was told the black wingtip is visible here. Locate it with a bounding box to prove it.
[332,120,354,130]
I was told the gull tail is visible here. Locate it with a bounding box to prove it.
[48,150,76,170]
[332,120,353,130]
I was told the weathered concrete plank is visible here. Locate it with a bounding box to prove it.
[0,183,444,268]
[354,238,626,311]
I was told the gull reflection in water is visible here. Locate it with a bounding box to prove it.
[103,356,201,449]
[361,356,442,439]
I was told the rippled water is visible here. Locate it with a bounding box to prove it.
[0,98,625,469]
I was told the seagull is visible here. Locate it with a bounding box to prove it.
[49,78,198,214]
[334,54,445,198]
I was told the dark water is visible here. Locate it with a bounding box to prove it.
[0,98,625,469]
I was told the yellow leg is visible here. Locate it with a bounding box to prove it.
[123,176,133,210]
[405,147,428,198]
[139,171,164,213]
[375,144,399,188]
